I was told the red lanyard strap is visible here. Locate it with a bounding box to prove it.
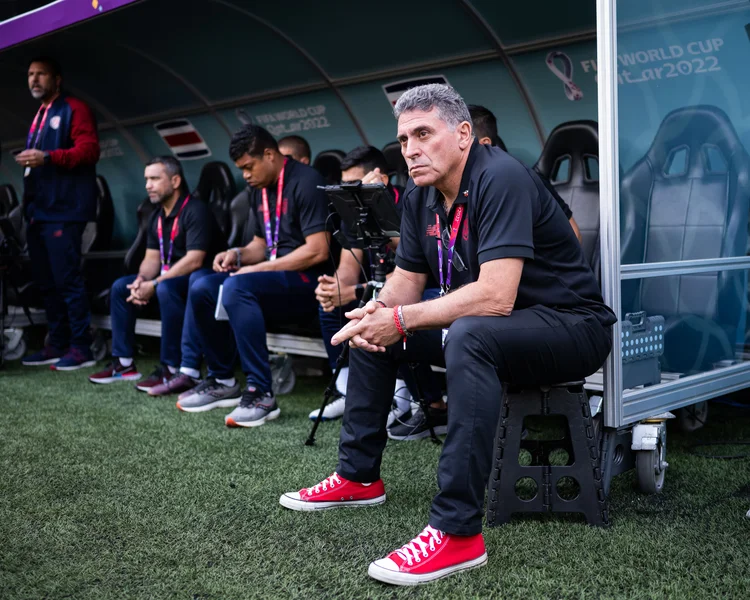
[262,159,287,261]
[26,105,50,150]
[436,205,464,295]
[157,195,191,270]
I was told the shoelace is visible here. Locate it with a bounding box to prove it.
[67,348,87,362]
[394,526,444,566]
[307,473,341,495]
[195,377,217,393]
[239,390,262,408]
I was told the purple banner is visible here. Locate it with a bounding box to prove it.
[0,0,141,51]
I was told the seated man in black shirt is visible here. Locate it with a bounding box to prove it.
[280,85,615,585]
[467,104,582,242]
[174,125,331,425]
[310,146,443,428]
[89,156,224,388]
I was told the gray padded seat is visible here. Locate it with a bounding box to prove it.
[534,120,601,278]
[192,161,237,242]
[0,184,18,217]
[620,105,750,373]
[312,149,345,185]
[226,188,255,248]
[382,141,408,188]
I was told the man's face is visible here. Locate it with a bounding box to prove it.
[235,150,277,189]
[144,163,177,204]
[341,165,389,185]
[278,143,310,165]
[28,62,60,102]
[397,107,470,187]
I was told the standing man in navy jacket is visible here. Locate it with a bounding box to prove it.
[17,57,100,371]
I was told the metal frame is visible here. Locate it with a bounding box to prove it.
[596,0,750,427]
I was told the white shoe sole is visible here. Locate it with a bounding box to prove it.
[367,553,488,586]
[22,358,60,366]
[177,397,241,413]
[53,360,97,372]
[226,407,281,427]
[90,373,143,384]
[387,425,447,441]
[279,493,386,511]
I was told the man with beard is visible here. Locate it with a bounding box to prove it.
[89,157,224,389]
[18,57,100,371]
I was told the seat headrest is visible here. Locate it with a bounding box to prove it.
[535,120,599,186]
[193,161,236,203]
[645,105,744,177]
[313,149,346,185]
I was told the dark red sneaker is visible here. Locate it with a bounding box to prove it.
[89,359,142,384]
[279,472,386,511]
[368,525,487,586]
[147,372,199,397]
[135,365,172,393]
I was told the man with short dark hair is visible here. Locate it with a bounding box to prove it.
[281,85,615,585]
[468,104,582,243]
[278,135,311,165]
[310,145,443,428]
[173,125,330,425]
[18,57,100,371]
[88,157,224,389]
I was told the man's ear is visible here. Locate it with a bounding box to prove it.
[301,157,310,165]
[379,172,390,185]
[478,136,493,146]
[171,174,182,191]
[457,121,473,150]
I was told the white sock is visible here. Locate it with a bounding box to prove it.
[217,377,236,387]
[336,366,349,396]
[393,379,412,412]
[180,367,200,379]
[119,357,133,367]
[167,365,177,374]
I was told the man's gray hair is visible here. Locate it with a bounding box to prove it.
[393,84,472,130]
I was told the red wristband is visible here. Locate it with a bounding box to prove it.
[393,306,405,337]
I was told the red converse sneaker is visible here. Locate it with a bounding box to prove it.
[279,472,386,511]
[368,525,487,586]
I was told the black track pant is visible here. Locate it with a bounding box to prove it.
[337,306,612,535]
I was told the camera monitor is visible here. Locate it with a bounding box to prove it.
[321,183,400,245]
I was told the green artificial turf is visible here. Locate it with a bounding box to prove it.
[1,356,749,599]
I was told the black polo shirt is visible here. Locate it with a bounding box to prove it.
[251,158,329,272]
[396,141,615,325]
[146,194,226,270]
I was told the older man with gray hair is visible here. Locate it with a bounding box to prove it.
[280,84,616,585]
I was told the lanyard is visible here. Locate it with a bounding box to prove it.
[436,205,464,296]
[261,159,287,261]
[26,105,50,150]
[393,188,400,204]
[157,195,191,271]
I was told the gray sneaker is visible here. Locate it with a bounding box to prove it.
[176,377,242,413]
[225,388,280,428]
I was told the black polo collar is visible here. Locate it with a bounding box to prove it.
[425,139,480,217]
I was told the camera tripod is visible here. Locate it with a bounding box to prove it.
[305,248,442,446]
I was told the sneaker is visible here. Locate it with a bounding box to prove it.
[225,387,280,428]
[177,377,242,413]
[51,347,96,371]
[368,525,487,586]
[21,345,65,366]
[387,400,418,428]
[135,365,172,392]
[308,392,346,421]
[89,359,142,384]
[387,406,448,441]
[279,472,386,511]
[147,372,199,397]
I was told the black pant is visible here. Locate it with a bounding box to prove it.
[337,305,612,535]
[26,221,91,351]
